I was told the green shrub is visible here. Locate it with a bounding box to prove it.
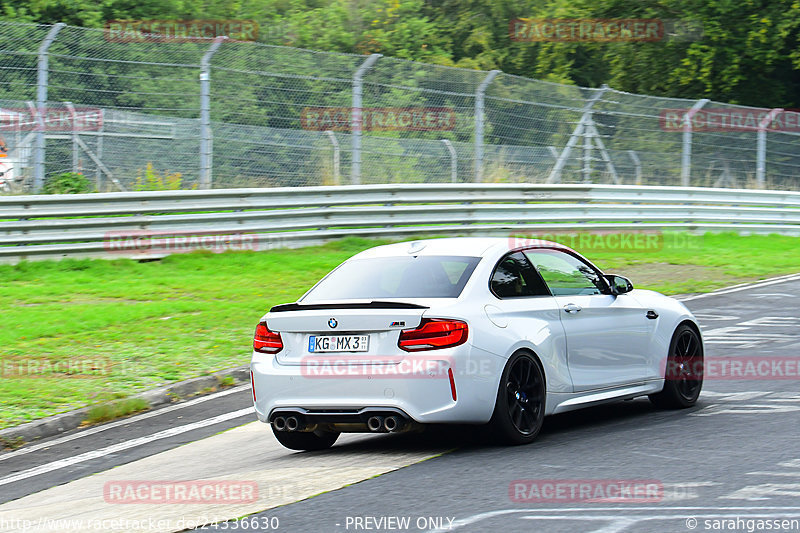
[42,172,93,194]
[134,162,186,191]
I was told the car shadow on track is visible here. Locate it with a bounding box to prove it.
[304,397,710,455]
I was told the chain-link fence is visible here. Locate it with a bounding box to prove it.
[1,21,799,193]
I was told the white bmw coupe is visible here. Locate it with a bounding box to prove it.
[251,237,703,450]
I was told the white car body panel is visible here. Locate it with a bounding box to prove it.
[554,293,653,391]
[251,237,701,427]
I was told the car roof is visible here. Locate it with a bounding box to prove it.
[350,236,568,260]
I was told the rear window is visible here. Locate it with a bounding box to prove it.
[302,256,482,301]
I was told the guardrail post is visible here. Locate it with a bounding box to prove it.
[34,23,65,192]
[200,36,226,190]
[325,130,341,185]
[548,85,608,184]
[474,70,501,182]
[441,139,457,183]
[756,108,783,189]
[681,98,709,187]
[351,53,381,185]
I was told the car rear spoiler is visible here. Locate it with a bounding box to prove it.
[269,301,430,313]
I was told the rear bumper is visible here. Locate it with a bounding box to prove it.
[251,348,498,425]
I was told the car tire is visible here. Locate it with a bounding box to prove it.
[488,351,546,445]
[272,427,340,451]
[649,324,703,409]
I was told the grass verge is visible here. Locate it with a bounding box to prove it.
[84,397,150,425]
[1,232,798,429]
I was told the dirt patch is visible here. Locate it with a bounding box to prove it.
[611,263,751,292]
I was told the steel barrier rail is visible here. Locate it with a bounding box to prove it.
[1,184,800,263]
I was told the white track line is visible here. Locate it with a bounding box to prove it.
[0,384,250,462]
[678,273,800,301]
[0,407,253,487]
[426,506,800,532]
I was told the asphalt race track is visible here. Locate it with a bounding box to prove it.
[2,274,800,533]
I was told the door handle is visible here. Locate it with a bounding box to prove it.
[563,303,582,314]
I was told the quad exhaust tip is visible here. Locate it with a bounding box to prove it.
[384,415,403,432]
[274,412,411,433]
[367,416,384,432]
[366,415,405,432]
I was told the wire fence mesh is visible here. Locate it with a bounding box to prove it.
[1,21,799,193]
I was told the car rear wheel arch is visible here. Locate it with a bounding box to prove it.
[489,347,548,403]
[513,348,546,390]
[487,348,548,444]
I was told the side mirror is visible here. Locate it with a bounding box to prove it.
[606,274,633,295]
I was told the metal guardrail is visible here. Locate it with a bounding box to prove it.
[2,184,800,263]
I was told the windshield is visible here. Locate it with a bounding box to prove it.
[301,255,482,301]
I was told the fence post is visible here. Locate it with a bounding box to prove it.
[200,36,226,190]
[548,84,607,184]
[441,139,457,183]
[756,108,783,189]
[628,150,642,185]
[351,53,382,185]
[64,101,78,173]
[474,70,501,182]
[96,108,105,190]
[34,22,65,192]
[680,98,709,187]
[582,121,593,183]
[325,130,341,185]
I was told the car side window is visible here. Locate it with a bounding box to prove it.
[524,250,607,296]
[490,252,550,298]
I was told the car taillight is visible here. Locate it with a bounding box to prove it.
[254,322,282,354]
[398,319,468,352]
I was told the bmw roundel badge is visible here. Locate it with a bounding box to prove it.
[328,318,338,329]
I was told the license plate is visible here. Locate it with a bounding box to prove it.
[308,335,370,353]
